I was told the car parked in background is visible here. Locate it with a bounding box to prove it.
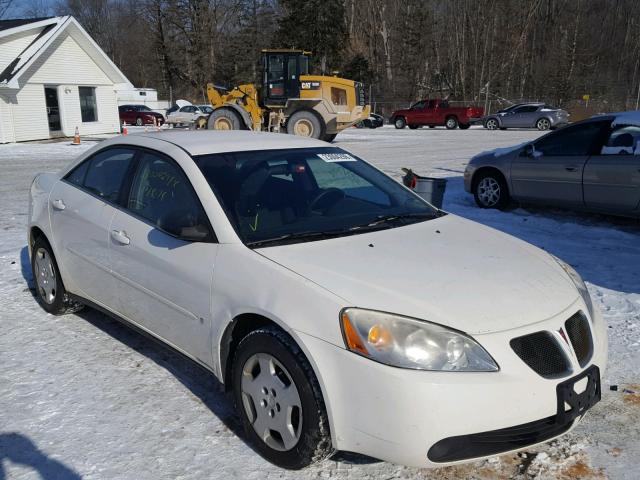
[118,104,165,127]
[390,99,484,130]
[465,112,640,217]
[166,105,210,128]
[484,103,569,131]
[196,105,214,115]
[28,131,606,470]
[356,113,384,129]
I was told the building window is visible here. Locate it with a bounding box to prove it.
[79,87,97,122]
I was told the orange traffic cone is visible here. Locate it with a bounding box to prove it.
[122,121,128,136]
[72,126,81,145]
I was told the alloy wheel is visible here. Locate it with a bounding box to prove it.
[34,247,57,304]
[537,118,551,130]
[477,177,501,207]
[240,353,303,451]
[485,119,498,130]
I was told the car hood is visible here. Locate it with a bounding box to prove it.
[257,215,578,335]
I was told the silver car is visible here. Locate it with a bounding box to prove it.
[484,103,569,131]
[465,113,640,218]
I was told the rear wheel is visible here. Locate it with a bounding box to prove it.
[31,237,83,315]
[287,110,323,139]
[195,116,208,129]
[135,117,143,126]
[209,108,243,131]
[536,117,551,131]
[445,116,458,129]
[394,117,406,129]
[473,171,510,209]
[232,327,333,469]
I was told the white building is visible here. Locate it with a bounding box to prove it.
[0,16,132,143]
[116,87,170,112]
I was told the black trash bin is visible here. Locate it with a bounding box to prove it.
[402,168,448,209]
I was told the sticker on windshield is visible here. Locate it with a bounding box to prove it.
[317,153,357,162]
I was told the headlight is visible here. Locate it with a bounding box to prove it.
[551,255,595,318]
[340,308,499,372]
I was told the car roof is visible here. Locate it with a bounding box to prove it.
[120,130,330,156]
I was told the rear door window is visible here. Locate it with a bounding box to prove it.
[65,148,136,203]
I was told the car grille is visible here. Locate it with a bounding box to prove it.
[510,331,571,378]
[565,312,593,367]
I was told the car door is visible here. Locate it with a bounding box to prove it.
[510,121,609,205]
[49,148,136,306]
[407,101,426,125]
[109,148,218,363]
[583,125,640,212]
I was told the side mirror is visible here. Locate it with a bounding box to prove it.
[521,144,536,157]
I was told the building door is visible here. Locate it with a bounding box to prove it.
[44,86,61,132]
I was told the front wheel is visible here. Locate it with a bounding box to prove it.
[473,171,510,209]
[394,117,406,129]
[445,116,458,129]
[208,108,244,131]
[536,118,551,131]
[135,117,143,126]
[232,327,333,469]
[484,118,499,130]
[31,237,83,315]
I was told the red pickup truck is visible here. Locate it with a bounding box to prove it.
[390,99,484,130]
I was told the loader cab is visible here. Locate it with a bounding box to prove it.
[261,49,310,106]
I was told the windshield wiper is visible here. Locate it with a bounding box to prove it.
[246,229,357,248]
[363,211,443,228]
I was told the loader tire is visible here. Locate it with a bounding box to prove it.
[209,108,243,131]
[287,110,323,139]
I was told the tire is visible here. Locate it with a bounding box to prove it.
[208,108,243,131]
[428,125,435,129]
[322,133,337,142]
[232,326,333,469]
[484,118,499,130]
[394,117,406,129]
[473,170,510,210]
[286,110,324,139]
[459,123,471,130]
[195,116,208,129]
[536,117,551,131]
[31,237,83,315]
[408,125,419,130]
[445,116,458,129]
[135,117,143,126]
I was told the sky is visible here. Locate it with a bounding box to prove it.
[3,0,58,19]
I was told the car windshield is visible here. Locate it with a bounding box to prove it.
[194,147,441,247]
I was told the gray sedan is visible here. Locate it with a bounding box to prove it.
[464,113,640,218]
[484,103,569,131]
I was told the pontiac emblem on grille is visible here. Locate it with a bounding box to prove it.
[558,327,570,345]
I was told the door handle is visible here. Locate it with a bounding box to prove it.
[565,166,578,172]
[51,199,66,210]
[110,229,130,245]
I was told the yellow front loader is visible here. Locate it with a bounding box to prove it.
[206,50,370,142]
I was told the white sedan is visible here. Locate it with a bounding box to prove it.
[28,131,607,469]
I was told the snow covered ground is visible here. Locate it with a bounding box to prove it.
[1,126,639,479]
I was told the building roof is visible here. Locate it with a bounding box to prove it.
[0,17,54,32]
[0,16,131,89]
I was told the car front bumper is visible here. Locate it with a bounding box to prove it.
[297,299,607,468]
